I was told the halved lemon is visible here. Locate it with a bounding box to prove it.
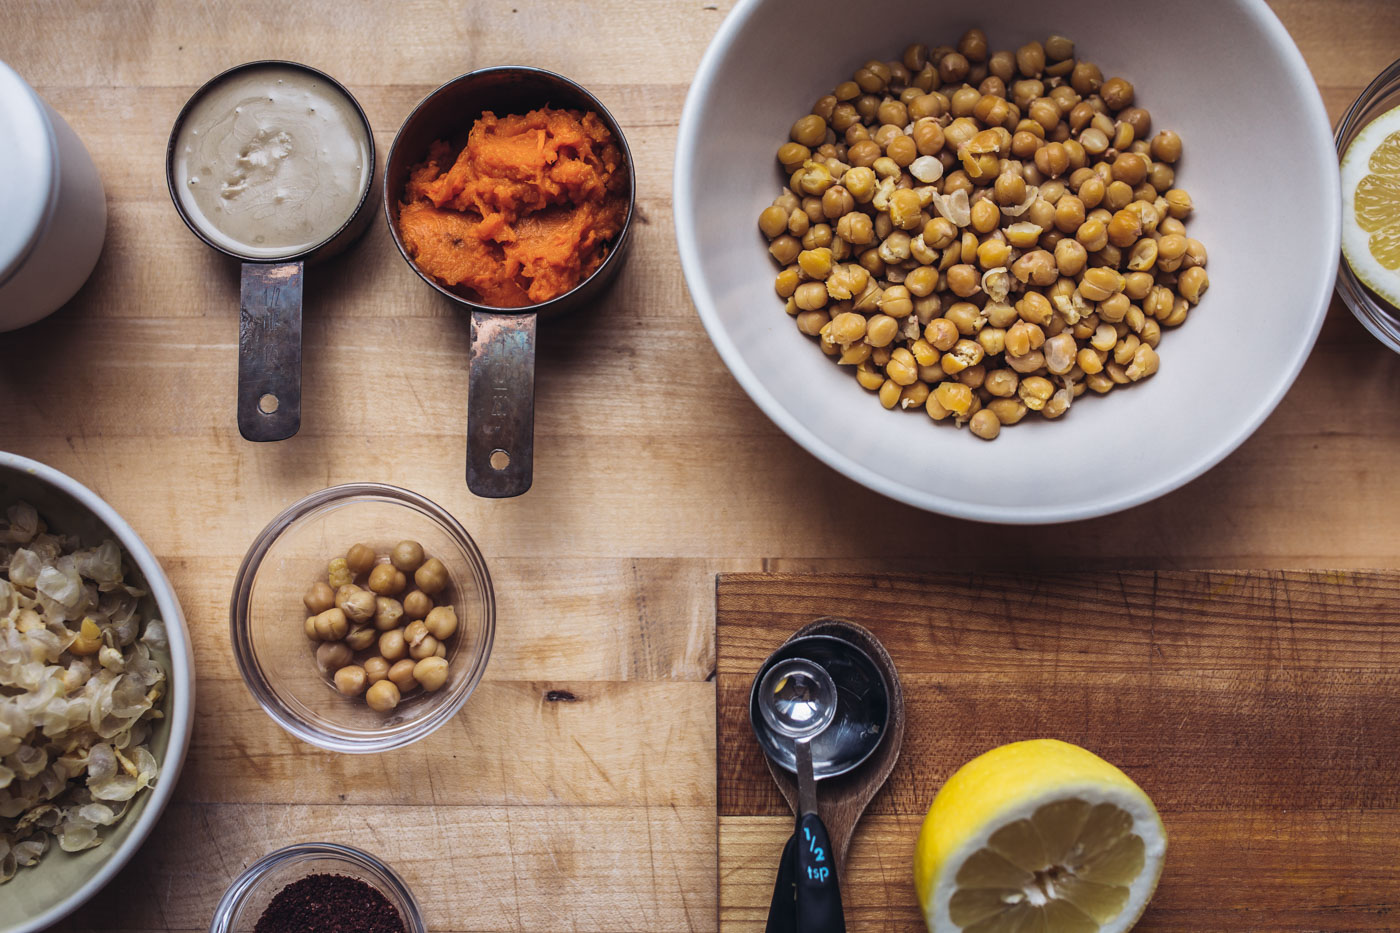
[1342,103,1400,309]
[914,739,1166,933]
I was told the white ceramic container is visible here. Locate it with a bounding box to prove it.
[675,0,1340,523]
[0,61,107,332]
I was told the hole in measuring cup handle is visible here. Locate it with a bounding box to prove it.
[489,449,510,470]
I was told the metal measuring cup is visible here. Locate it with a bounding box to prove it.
[383,67,636,498]
[165,61,377,442]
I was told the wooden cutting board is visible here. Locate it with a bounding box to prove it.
[717,571,1400,931]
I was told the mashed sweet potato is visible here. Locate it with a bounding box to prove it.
[397,107,628,307]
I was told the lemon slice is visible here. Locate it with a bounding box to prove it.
[914,739,1166,933]
[1342,103,1400,308]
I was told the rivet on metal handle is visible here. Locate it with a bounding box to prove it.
[467,309,536,497]
[237,262,303,442]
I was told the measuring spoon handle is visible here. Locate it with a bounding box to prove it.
[795,813,845,933]
[466,309,536,497]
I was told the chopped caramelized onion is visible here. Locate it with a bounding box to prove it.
[0,502,167,881]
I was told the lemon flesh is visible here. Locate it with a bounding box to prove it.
[914,740,1166,933]
[1341,103,1400,308]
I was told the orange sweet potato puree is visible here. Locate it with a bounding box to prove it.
[397,107,628,307]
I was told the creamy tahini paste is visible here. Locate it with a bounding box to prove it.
[172,64,369,258]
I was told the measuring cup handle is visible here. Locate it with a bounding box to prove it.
[467,309,537,497]
[237,261,303,441]
[795,813,845,933]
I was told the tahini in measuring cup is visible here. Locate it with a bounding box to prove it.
[166,61,376,441]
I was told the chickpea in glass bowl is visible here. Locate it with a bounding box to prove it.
[230,484,494,753]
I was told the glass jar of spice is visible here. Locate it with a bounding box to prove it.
[208,842,426,933]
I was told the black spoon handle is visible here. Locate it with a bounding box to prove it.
[795,812,845,932]
[765,832,797,933]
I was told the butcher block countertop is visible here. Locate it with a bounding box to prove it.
[0,1,1398,930]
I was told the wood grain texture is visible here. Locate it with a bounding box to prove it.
[0,1,1393,931]
[717,571,1400,931]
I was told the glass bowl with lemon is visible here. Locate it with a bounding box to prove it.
[1338,58,1400,351]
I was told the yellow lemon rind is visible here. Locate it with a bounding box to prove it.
[914,739,1166,933]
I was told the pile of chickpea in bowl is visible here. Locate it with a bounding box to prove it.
[757,27,1209,440]
[301,540,461,713]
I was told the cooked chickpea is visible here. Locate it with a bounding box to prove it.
[346,543,376,576]
[363,656,390,684]
[947,264,981,297]
[346,625,378,652]
[1164,188,1194,219]
[1111,152,1148,186]
[327,557,354,588]
[389,540,425,574]
[777,142,811,170]
[969,409,1001,440]
[1053,194,1085,234]
[1150,129,1182,163]
[407,559,448,599]
[791,114,828,147]
[410,634,441,661]
[886,348,919,386]
[939,51,970,84]
[373,596,404,632]
[366,679,400,712]
[1106,209,1142,248]
[958,28,989,61]
[425,599,459,636]
[404,619,431,650]
[931,381,972,416]
[1034,142,1069,178]
[367,563,404,596]
[1054,238,1088,276]
[1071,61,1103,95]
[1015,41,1046,78]
[760,29,1205,441]
[414,657,450,693]
[388,658,419,692]
[337,586,377,624]
[1012,250,1057,287]
[335,665,368,697]
[1178,266,1209,304]
[304,582,335,614]
[402,590,433,621]
[379,628,407,662]
[313,608,349,641]
[316,641,353,673]
[1100,77,1134,110]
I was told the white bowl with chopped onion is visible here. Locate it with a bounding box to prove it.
[0,452,193,933]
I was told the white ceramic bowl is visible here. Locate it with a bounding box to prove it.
[0,452,194,933]
[675,0,1339,523]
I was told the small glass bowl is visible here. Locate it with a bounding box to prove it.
[231,483,495,753]
[208,842,426,933]
[1335,56,1400,352]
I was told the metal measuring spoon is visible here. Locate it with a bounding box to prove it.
[755,658,845,933]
